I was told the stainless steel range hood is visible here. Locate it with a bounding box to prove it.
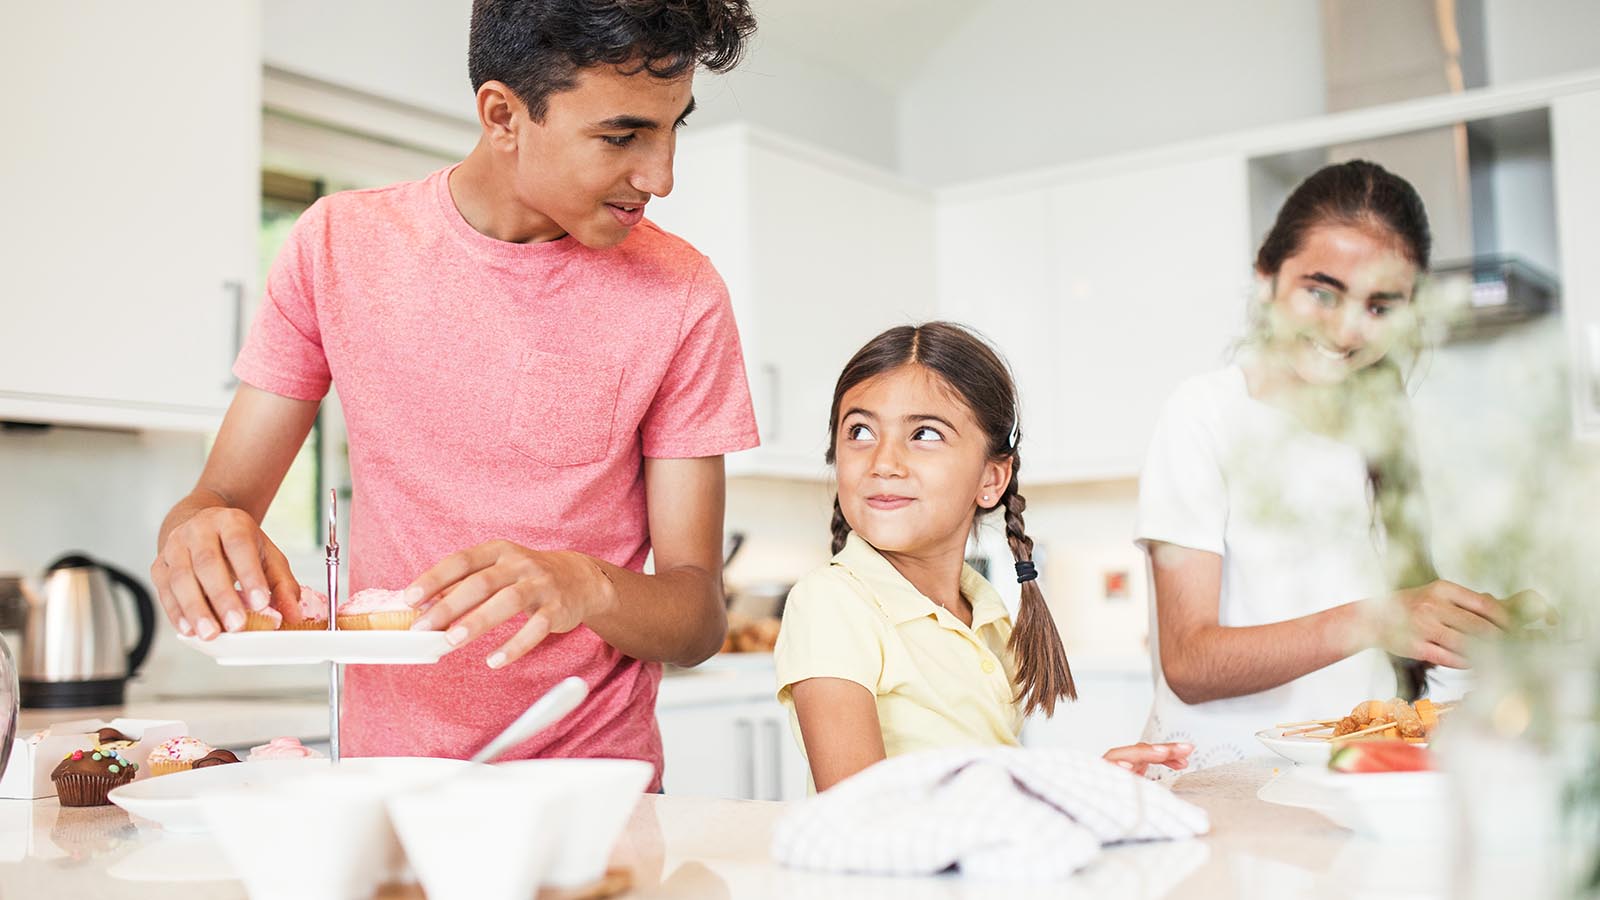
[1319,0,1558,338]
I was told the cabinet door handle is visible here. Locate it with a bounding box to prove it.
[1587,323,1600,413]
[734,718,755,800]
[223,279,245,389]
[762,718,783,801]
[761,363,780,443]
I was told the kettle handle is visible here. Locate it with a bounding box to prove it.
[99,561,157,678]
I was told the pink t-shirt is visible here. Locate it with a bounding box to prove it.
[233,166,759,787]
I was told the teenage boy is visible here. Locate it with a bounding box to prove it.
[152,0,759,786]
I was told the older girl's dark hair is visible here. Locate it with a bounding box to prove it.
[1257,160,1438,699]
[825,322,1077,716]
[1256,159,1431,275]
[469,0,757,120]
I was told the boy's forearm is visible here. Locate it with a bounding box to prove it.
[582,559,726,667]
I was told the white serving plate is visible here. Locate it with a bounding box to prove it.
[177,630,451,665]
[1254,727,1429,766]
[1255,727,1340,766]
[109,757,469,834]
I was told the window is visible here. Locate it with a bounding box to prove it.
[251,170,326,552]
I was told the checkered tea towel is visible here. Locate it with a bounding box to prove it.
[771,746,1209,881]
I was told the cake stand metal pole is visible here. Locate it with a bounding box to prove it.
[325,489,341,764]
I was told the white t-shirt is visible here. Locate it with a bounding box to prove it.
[1135,364,1395,770]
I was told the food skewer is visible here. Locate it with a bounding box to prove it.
[1328,719,1397,742]
[1275,718,1341,729]
[1284,723,1336,736]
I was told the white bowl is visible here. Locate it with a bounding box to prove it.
[1294,768,1451,843]
[484,758,652,888]
[110,757,467,834]
[195,757,468,900]
[386,768,557,900]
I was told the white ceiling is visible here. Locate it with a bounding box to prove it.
[749,0,987,93]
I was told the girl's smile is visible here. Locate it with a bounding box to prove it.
[864,494,915,510]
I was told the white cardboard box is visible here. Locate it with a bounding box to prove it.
[0,717,188,800]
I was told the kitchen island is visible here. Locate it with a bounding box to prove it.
[0,757,1544,899]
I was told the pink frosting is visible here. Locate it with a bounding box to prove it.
[296,584,330,620]
[151,736,214,761]
[247,737,324,761]
[340,588,412,615]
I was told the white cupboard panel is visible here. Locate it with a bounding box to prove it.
[0,1,260,424]
[1552,89,1600,441]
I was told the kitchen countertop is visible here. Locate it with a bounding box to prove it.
[0,757,1548,898]
[18,696,329,752]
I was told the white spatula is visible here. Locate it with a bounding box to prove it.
[468,676,589,765]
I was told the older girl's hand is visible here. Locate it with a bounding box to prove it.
[1102,742,1193,776]
[1370,579,1510,668]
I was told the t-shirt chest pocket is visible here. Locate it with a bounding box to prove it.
[506,350,623,467]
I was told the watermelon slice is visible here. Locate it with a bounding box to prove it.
[1329,741,1435,773]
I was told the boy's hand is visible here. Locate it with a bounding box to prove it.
[150,507,301,639]
[405,540,619,668]
[1102,742,1193,776]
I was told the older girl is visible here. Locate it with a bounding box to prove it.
[1137,160,1510,769]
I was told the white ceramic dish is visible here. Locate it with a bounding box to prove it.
[1254,727,1429,766]
[492,758,653,888]
[1292,767,1451,843]
[176,630,450,665]
[108,757,468,833]
[387,757,654,896]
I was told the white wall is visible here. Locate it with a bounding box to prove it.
[895,0,1328,185]
[693,37,900,170]
[0,427,325,696]
[260,1,900,170]
[262,0,477,121]
[1483,0,1600,85]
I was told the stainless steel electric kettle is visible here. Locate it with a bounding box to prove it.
[18,553,156,708]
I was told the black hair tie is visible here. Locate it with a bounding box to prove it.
[1014,561,1038,584]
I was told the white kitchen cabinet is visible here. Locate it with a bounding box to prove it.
[935,189,1064,478]
[656,659,808,800]
[1020,662,1155,754]
[938,156,1252,482]
[0,1,261,431]
[1552,88,1600,442]
[649,125,935,478]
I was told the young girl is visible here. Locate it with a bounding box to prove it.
[1137,160,1510,770]
[775,322,1191,792]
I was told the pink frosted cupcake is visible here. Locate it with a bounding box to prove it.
[147,736,215,777]
[337,588,418,631]
[244,583,333,631]
[247,737,325,761]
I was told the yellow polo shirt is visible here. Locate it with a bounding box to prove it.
[774,532,1023,770]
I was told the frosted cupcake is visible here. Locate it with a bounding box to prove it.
[247,737,324,761]
[337,588,418,631]
[52,748,138,806]
[244,584,333,631]
[147,736,215,777]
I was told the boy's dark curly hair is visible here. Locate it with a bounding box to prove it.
[468,0,757,120]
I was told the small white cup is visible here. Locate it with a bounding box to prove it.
[493,758,653,888]
[200,771,399,900]
[386,768,557,900]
